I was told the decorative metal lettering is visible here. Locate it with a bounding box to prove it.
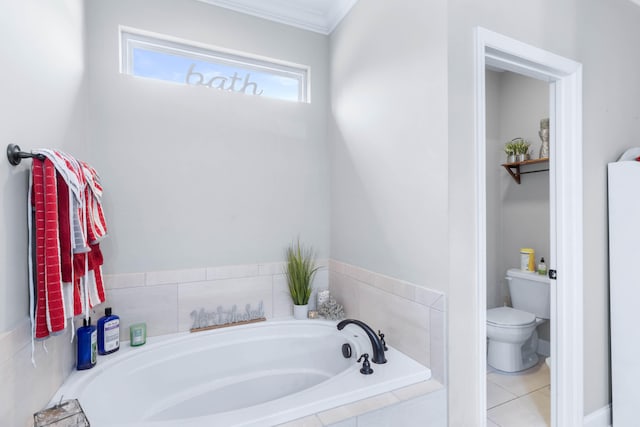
[190,301,265,332]
[185,64,264,96]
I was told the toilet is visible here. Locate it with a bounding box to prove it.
[487,268,550,372]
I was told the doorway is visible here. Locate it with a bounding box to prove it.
[485,69,551,425]
[474,28,583,426]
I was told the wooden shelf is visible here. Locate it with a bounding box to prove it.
[501,157,549,184]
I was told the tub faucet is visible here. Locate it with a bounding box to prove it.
[337,319,387,364]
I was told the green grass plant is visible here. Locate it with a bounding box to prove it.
[285,240,319,306]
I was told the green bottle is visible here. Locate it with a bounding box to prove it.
[537,258,547,275]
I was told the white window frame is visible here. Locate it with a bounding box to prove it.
[119,27,310,103]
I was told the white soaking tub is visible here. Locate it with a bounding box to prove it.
[52,320,431,426]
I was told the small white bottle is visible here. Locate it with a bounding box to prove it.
[537,257,547,275]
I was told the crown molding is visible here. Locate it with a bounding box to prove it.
[196,0,358,35]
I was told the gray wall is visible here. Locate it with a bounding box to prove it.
[447,1,577,423]
[449,0,640,423]
[0,0,87,332]
[578,0,640,417]
[86,0,330,274]
[486,70,550,309]
[0,1,86,424]
[329,0,449,292]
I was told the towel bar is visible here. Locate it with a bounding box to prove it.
[6,144,45,166]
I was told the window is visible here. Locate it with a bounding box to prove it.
[120,29,310,103]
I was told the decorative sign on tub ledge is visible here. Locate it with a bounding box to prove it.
[190,301,265,333]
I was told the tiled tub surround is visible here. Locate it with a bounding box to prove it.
[102,261,330,340]
[276,380,446,427]
[102,259,447,386]
[99,260,447,426]
[328,260,446,385]
[0,318,75,427]
[0,260,446,427]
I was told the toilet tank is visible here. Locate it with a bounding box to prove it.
[506,268,550,319]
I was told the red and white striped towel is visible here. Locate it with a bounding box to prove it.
[31,158,66,338]
[28,150,108,346]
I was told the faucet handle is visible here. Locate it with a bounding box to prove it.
[357,353,374,375]
[378,330,388,351]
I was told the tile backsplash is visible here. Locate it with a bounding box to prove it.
[329,260,447,384]
[0,319,75,427]
[102,259,447,384]
[102,261,330,339]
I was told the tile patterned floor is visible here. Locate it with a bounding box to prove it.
[487,361,550,427]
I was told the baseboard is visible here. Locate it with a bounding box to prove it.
[583,404,611,427]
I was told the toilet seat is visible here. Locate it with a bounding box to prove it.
[487,307,536,328]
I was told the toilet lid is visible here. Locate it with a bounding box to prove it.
[487,307,535,327]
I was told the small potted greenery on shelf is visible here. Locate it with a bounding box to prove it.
[285,239,319,319]
[504,142,517,163]
[504,138,530,163]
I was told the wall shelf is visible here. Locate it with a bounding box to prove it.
[501,157,549,184]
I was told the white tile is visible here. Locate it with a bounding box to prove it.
[346,264,376,284]
[487,380,518,409]
[415,286,444,308]
[537,385,551,398]
[275,415,323,427]
[206,263,259,280]
[487,362,550,397]
[0,330,75,427]
[106,285,178,339]
[312,268,329,289]
[177,276,272,331]
[429,308,446,384]
[258,261,286,276]
[430,295,446,311]
[0,318,30,366]
[373,274,416,301]
[328,259,346,274]
[392,379,444,401]
[328,272,361,319]
[146,268,206,286]
[316,393,399,425]
[324,418,356,427]
[103,272,145,289]
[487,387,550,427]
[357,389,447,427]
[357,283,430,366]
[273,274,293,318]
[318,258,330,267]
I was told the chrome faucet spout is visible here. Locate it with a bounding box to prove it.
[337,319,387,364]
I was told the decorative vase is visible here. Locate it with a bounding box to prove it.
[293,304,309,320]
[516,153,529,162]
[507,154,517,163]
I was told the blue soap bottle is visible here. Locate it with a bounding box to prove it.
[77,317,97,370]
[97,307,120,355]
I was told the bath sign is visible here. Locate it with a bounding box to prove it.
[190,301,265,332]
[185,64,264,96]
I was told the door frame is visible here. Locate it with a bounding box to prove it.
[474,27,583,426]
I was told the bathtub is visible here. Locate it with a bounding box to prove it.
[52,319,431,426]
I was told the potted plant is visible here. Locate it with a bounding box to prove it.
[511,138,530,162]
[504,142,517,163]
[285,240,319,319]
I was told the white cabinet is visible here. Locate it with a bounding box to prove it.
[608,158,640,426]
